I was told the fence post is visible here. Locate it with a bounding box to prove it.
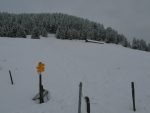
[9,70,13,85]
[131,82,136,112]
[78,82,82,113]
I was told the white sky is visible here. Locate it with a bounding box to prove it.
[0,0,150,43]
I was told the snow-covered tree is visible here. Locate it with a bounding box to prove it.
[56,26,67,39]
[40,28,48,37]
[139,39,147,51]
[132,38,138,49]
[31,27,40,39]
[16,25,26,38]
[147,43,150,51]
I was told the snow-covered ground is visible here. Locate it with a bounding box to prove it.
[0,36,150,113]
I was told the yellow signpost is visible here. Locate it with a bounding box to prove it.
[36,62,45,103]
[36,62,45,73]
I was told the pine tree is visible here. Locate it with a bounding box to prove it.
[16,25,26,38]
[132,38,138,49]
[56,26,61,39]
[31,27,40,39]
[105,27,116,43]
[56,26,67,39]
[122,37,128,47]
[40,28,48,37]
[67,29,73,40]
[0,27,4,37]
[147,43,150,52]
[139,39,147,51]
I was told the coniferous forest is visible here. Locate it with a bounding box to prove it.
[0,12,150,52]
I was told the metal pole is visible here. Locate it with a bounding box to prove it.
[9,70,14,85]
[131,82,136,111]
[85,96,90,113]
[78,82,82,113]
[39,73,44,103]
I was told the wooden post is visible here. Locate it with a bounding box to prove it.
[39,73,44,103]
[131,82,136,111]
[78,82,82,113]
[9,70,13,85]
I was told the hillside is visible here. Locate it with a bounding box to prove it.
[0,36,150,113]
[0,12,150,52]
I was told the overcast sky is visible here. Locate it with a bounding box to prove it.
[0,0,150,43]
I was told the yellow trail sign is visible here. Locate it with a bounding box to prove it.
[36,62,45,73]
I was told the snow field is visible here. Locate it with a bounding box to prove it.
[0,37,150,113]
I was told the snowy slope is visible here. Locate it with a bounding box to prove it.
[0,36,150,113]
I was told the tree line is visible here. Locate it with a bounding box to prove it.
[0,12,150,52]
